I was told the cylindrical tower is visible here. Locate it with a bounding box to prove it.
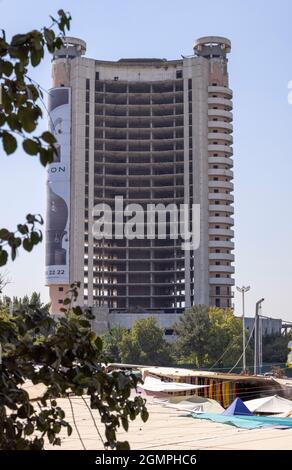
[194,36,234,308]
[46,37,87,313]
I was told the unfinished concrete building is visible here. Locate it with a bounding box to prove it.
[46,36,235,328]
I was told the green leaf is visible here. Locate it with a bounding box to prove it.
[17,224,28,235]
[56,408,65,419]
[95,336,103,351]
[30,48,43,67]
[0,60,13,77]
[141,409,149,423]
[17,405,28,419]
[2,131,17,154]
[23,138,39,155]
[18,106,41,133]
[31,231,41,245]
[47,429,55,444]
[6,114,21,132]
[23,238,33,252]
[39,147,54,166]
[44,28,55,46]
[53,423,61,433]
[11,245,17,261]
[121,417,129,431]
[41,131,56,144]
[72,306,83,316]
[24,422,34,435]
[79,319,90,328]
[11,33,29,46]
[27,84,39,101]
[0,228,10,239]
[0,249,8,266]
[116,441,130,450]
[54,38,63,50]
[105,426,116,445]
[0,112,6,127]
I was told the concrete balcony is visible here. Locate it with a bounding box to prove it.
[208,156,233,167]
[101,160,183,168]
[209,204,234,214]
[209,292,235,299]
[208,169,233,178]
[209,277,235,286]
[208,121,233,132]
[209,216,234,225]
[208,132,233,143]
[209,265,235,274]
[100,136,184,143]
[208,228,234,237]
[208,109,233,121]
[208,97,233,109]
[208,144,233,154]
[208,86,233,98]
[209,193,234,202]
[209,253,235,261]
[209,240,235,249]
[208,180,234,190]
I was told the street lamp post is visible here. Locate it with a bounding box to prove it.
[254,298,265,375]
[236,285,251,372]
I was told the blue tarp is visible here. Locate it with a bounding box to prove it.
[190,412,292,429]
[222,398,252,416]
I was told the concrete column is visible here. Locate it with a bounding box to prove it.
[191,57,210,305]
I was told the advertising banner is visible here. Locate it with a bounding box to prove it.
[45,87,71,284]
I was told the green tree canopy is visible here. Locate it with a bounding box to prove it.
[105,317,173,366]
[174,305,252,369]
[174,305,211,367]
[262,333,292,364]
[102,326,127,363]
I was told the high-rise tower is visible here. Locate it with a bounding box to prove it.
[46,36,234,326]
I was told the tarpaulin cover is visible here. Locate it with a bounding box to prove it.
[142,376,206,393]
[190,412,292,429]
[222,397,253,416]
[154,396,224,413]
[244,395,292,414]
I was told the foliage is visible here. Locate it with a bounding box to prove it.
[174,305,252,369]
[174,305,211,367]
[0,291,50,311]
[208,307,251,369]
[102,326,127,363]
[262,333,292,364]
[0,10,71,266]
[0,283,148,450]
[109,317,173,366]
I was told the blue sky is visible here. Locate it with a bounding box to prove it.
[1,0,292,320]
